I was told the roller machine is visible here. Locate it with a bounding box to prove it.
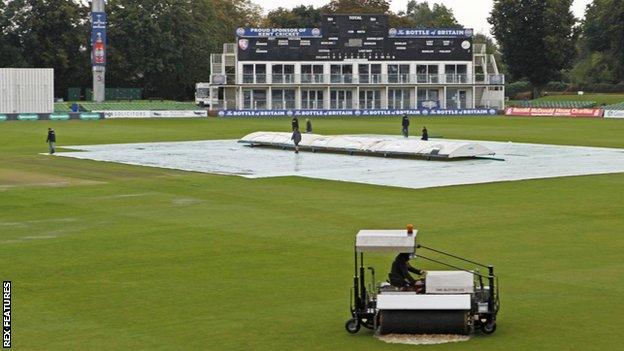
[345,226,499,335]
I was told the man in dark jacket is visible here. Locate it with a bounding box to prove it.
[401,114,410,137]
[421,126,429,141]
[291,117,299,131]
[305,118,312,134]
[291,128,302,153]
[46,128,56,154]
[389,253,426,290]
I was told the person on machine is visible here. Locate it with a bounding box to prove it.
[389,253,426,291]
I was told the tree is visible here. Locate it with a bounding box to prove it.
[321,0,391,14]
[489,0,576,96]
[264,5,323,28]
[105,0,262,99]
[572,0,624,84]
[402,1,461,28]
[0,0,91,98]
[0,0,28,68]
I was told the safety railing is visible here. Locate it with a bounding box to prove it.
[300,74,325,84]
[235,74,505,85]
[271,100,297,110]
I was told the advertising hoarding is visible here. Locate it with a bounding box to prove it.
[91,12,107,66]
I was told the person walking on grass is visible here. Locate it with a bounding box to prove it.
[291,116,299,131]
[46,128,56,154]
[291,128,302,153]
[402,114,410,137]
[306,118,312,134]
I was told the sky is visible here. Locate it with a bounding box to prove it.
[254,0,593,35]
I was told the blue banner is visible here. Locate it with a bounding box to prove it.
[218,109,498,117]
[236,27,322,38]
[388,28,473,38]
[91,12,107,66]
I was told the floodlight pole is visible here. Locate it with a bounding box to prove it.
[92,0,106,102]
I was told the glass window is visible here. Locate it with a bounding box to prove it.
[359,64,369,83]
[388,89,410,109]
[243,65,254,83]
[256,64,266,83]
[285,89,295,109]
[388,65,398,83]
[272,89,284,109]
[331,65,341,83]
[284,65,294,83]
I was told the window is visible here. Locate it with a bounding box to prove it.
[417,89,440,108]
[243,65,254,84]
[330,64,352,83]
[359,90,381,109]
[445,64,468,83]
[243,89,267,109]
[301,65,324,83]
[388,89,411,109]
[445,89,467,109]
[330,89,353,109]
[272,89,295,109]
[302,90,324,109]
[417,65,439,83]
[272,64,295,83]
[242,64,265,84]
[358,64,381,83]
[255,65,266,83]
[388,65,410,83]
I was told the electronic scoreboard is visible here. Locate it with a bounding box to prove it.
[236,14,473,62]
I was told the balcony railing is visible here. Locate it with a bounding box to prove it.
[235,74,505,85]
[271,100,296,109]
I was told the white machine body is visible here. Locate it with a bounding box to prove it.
[355,230,417,253]
[377,294,471,310]
[426,271,474,294]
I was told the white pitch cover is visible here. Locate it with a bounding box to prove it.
[239,132,495,159]
[377,294,471,310]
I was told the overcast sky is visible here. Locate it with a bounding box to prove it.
[254,0,593,34]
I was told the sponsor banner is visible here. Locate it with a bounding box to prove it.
[17,114,39,121]
[0,114,7,121]
[151,110,208,118]
[604,110,624,118]
[79,113,102,120]
[97,110,208,119]
[218,109,498,117]
[91,12,107,66]
[418,100,440,109]
[96,110,152,119]
[388,28,474,38]
[505,107,603,117]
[49,113,70,121]
[2,113,100,121]
[236,27,322,38]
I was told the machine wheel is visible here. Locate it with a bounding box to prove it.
[482,321,497,334]
[345,319,361,334]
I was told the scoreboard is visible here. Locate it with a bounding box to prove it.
[236,15,473,62]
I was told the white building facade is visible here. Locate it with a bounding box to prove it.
[199,15,504,112]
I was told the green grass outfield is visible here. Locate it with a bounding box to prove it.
[1,117,623,350]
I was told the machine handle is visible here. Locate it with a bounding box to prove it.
[417,244,492,269]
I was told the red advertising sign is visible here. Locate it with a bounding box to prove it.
[505,107,603,118]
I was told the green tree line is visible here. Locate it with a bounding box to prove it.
[1,0,622,100]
